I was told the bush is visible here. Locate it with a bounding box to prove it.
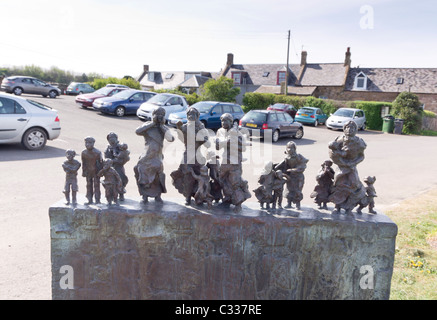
[199,76,240,102]
[242,92,275,112]
[391,92,423,134]
[349,101,392,130]
[90,77,142,90]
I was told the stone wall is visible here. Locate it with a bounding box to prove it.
[50,197,397,300]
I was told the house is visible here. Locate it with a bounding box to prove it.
[137,65,215,94]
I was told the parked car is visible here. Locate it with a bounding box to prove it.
[66,82,95,95]
[137,93,188,121]
[239,110,303,142]
[1,76,61,98]
[105,84,129,88]
[75,86,128,108]
[0,93,61,150]
[168,101,244,129]
[294,107,328,127]
[267,103,297,119]
[326,108,366,131]
[93,89,156,117]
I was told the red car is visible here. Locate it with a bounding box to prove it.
[267,103,297,119]
[75,86,128,108]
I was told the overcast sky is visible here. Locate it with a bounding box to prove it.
[1,0,436,78]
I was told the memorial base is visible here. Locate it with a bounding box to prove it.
[50,195,397,300]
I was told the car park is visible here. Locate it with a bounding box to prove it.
[75,86,128,108]
[239,109,303,142]
[136,93,188,121]
[294,107,328,127]
[0,93,61,150]
[66,82,95,95]
[168,101,244,129]
[93,89,156,117]
[267,103,297,119]
[1,76,61,98]
[326,108,366,131]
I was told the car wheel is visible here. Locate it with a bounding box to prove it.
[272,130,280,143]
[115,106,125,117]
[360,123,366,131]
[314,120,319,127]
[49,90,57,98]
[22,128,47,151]
[13,87,23,96]
[294,128,304,140]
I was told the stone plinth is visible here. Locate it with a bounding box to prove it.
[49,196,397,300]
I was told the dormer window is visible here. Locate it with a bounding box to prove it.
[277,71,286,85]
[232,72,242,85]
[148,72,155,81]
[396,77,404,84]
[354,72,367,90]
[263,72,270,77]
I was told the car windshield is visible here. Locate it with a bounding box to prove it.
[271,104,286,109]
[27,100,52,110]
[191,102,215,113]
[94,87,114,95]
[298,108,315,114]
[112,90,136,99]
[243,111,267,122]
[147,94,173,105]
[334,109,354,118]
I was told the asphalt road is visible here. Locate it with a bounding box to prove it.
[1,94,437,299]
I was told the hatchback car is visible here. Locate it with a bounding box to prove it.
[326,108,366,131]
[75,86,128,108]
[239,110,303,142]
[267,103,297,119]
[0,93,61,150]
[1,76,61,98]
[168,101,244,129]
[137,93,189,121]
[66,82,95,95]
[93,89,156,117]
[294,107,328,127]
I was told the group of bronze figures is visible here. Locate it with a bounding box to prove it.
[62,106,377,215]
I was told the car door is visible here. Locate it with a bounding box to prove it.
[125,92,144,114]
[316,108,327,123]
[165,96,185,118]
[32,79,48,95]
[354,110,365,128]
[21,78,34,93]
[283,112,297,135]
[208,105,223,128]
[0,97,29,141]
[276,112,291,136]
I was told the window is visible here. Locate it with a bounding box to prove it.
[277,71,286,85]
[168,97,182,105]
[131,93,143,101]
[0,98,26,114]
[148,72,155,81]
[222,105,232,113]
[263,72,270,77]
[269,113,278,121]
[354,72,367,90]
[165,73,174,80]
[211,106,222,115]
[232,72,241,85]
[284,113,293,122]
[232,105,241,113]
[277,113,286,121]
[396,77,404,84]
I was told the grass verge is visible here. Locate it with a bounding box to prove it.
[387,188,437,299]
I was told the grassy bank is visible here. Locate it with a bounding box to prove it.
[387,188,437,299]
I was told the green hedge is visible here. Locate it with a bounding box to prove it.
[242,93,392,131]
[90,77,142,90]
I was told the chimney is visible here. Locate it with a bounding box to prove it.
[344,47,351,67]
[300,51,307,66]
[226,53,234,67]
[143,65,149,72]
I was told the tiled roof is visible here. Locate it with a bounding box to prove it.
[225,64,301,86]
[140,71,213,90]
[180,75,211,88]
[298,63,349,86]
[346,68,437,94]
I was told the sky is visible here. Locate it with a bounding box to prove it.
[1,0,436,78]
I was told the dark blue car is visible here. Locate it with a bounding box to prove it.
[167,101,245,129]
[92,89,156,117]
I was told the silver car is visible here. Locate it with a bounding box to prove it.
[0,93,61,150]
[326,108,366,131]
[1,76,62,98]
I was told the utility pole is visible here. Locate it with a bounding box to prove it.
[285,30,290,95]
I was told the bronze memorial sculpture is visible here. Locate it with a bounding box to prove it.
[81,136,103,204]
[134,107,175,204]
[328,120,367,214]
[62,149,81,205]
[171,107,210,206]
[310,160,335,210]
[215,113,251,213]
[98,159,123,205]
[104,132,130,201]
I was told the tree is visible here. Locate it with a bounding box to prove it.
[199,76,240,102]
[391,91,423,134]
